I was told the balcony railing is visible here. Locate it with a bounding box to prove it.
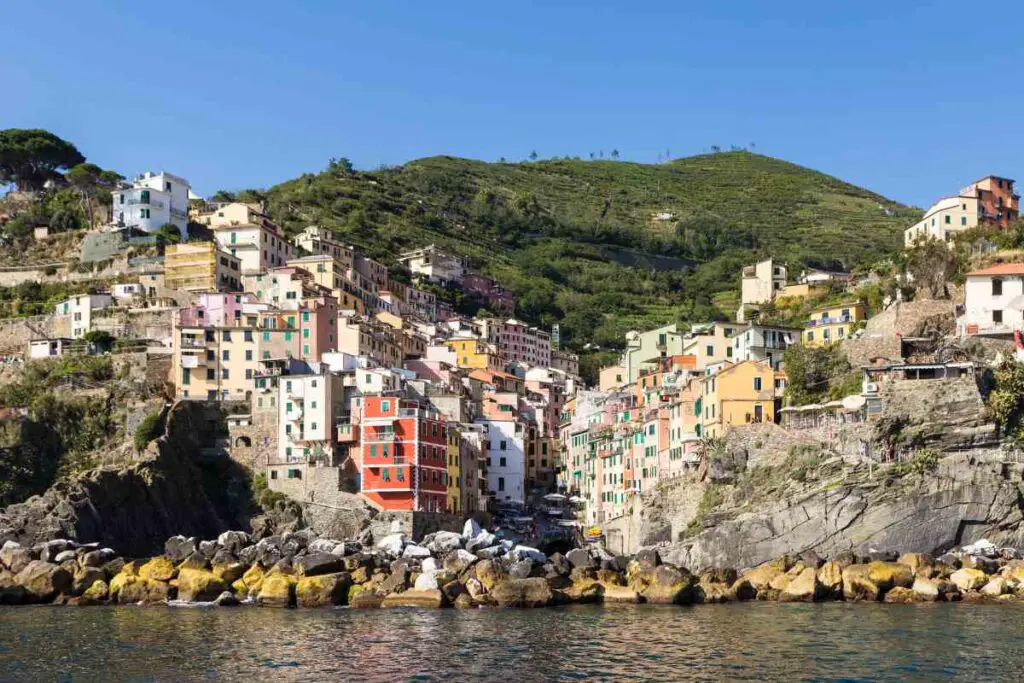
[807,314,853,327]
[180,338,208,348]
[126,198,165,209]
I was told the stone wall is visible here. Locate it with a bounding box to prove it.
[0,315,57,355]
[92,307,175,345]
[228,411,278,471]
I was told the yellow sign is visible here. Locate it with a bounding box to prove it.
[585,526,603,538]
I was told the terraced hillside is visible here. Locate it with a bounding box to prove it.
[265,152,921,350]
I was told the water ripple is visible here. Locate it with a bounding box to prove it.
[1,602,1023,682]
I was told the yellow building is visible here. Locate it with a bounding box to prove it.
[802,302,867,347]
[699,360,777,438]
[164,242,241,292]
[287,254,366,314]
[683,321,739,371]
[446,337,502,370]
[447,427,462,514]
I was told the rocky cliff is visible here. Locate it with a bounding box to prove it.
[0,401,259,557]
[644,376,1024,569]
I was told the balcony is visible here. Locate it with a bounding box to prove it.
[255,367,282,378]
[337,423,357,442]
[367,429,396,442]
[286,409,304,422]
[807,314,853,327]
[126,198,165,209]
[180,337,208,349]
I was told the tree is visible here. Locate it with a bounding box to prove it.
[155,222,182,245]
[611,149,620,160]
[906,236,958,298]
[134,411,163,451]
[529,150,538,161]
[783,343,852,406]
[0,129,85,192]
[328,157,354,174]
[212,190,236,202]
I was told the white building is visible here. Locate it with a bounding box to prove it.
[731,323,800,371]
[477,418,525,503]
[278,372,344,465]
[28,338,74,359]
[111,283,143,300]
[958,263,1024,337]
[397,244,466,285]
[212,219,296,274]
[54,293,114,339]
[112,172,191,239]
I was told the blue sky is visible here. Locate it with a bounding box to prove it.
[2,1,1021,206]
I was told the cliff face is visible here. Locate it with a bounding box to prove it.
[645,376,1024,569]
[0,401,257,557]
[658,455,1024,569]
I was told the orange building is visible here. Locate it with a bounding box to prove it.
[359,396,450,512]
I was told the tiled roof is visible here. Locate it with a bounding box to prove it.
[967,263,1024,276]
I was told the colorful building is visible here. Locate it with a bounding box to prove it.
[802,302,867,347]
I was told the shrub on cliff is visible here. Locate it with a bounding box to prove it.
[133,411,163,452]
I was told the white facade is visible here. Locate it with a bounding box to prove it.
[741,259,787,306]
[112,172,191,239]
[904,196,979,246]
[54,293,114,339]
[478,419,525,503]
[28,338,73,358]
[214,223,296,274]
[731,324,799,371]
[278,374,338,464]
[958,265,1024,337]
[398,245,466,284]
[111,283,143,300]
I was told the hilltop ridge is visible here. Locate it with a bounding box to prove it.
[264,151,918,349]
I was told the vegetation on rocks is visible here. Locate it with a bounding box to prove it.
[782,343,858,406]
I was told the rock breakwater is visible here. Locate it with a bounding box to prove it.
[3,524,1024,609]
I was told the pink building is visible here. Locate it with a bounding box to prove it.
[176,292,260,328]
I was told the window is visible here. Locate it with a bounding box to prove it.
[807,331,814,342]
[206,369,215,380]
[993,279,1003,296]
[500,457,507,467]
[244,330,253,342]
[222,350,230,361]
[206,350,215,362]
[381,400,390,412]
[221,369,229,379]
[245,369,253,380]
[945,215,951,224]
[397,468,404,482]
[500,440,507,450]
[382,469,390,482]
[994,310,1003,324]
[754,377,762,391]
[498,477,505,492]
[245,350,253,361]
[370,445,377,458]
[962,217,968,226]
[270,470,277,480]
[706,345,714,357]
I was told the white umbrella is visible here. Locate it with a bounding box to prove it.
[544,493,567,502]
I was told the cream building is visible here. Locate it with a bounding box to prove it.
[54,293,114,339]
[164,242,242,293]
[206,204,295,273]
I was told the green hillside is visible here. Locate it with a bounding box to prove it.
[262,151,918,350]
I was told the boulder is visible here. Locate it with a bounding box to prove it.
[382,589,446,608]
[72,566,106,596]
[179,552,210,571]
[799,550,824,568]
[377,533,407,557]
[350,590,384,609]
[15,560,72,602]
[842,564,881,602]
[897,553,934,574]
[138,557,177,583]
[116,577,170,604]
[443,549,478,574]
[466,531,497,553]
[198,540,218,559]
[489,578,553,608]
[101,557,126,579]
[212,562,246,585]
[164,536,197,564]
[963,555,999,574]
[475,559,508,591]
[54,550,77,564]
[239,564,266,594]
[308,539,341,554]
[936,553,962,570]
[79,579,109,605]
[465,578,486,599]
[950,567,988,592]
[883,586,917,604]
[379,565,411,594]
[509,560,534,579]
[694,581,732,604]
[643,565,694,605]
[912,577,949,601]
[257,574,296,607]
[177,568,228,602]
[744,561,785,590]
[565,548,596,570]
[778,568,824,602]
[39,540,71,563]
[982,577,1011,597]
[402,545,432,559]
[426,532,464,554]
[296,553,343,577]
[508,546,547,564]
[79,548,114,569]
[296,572,352,608]
[217,530,250,554]
[601,584,642,603]
[414,572,441,591]
[729,578,757,601]
[215,591,240,607]
[867,561,913,590]
[595,569,622,586]
[463,518,483,539]
[238,546,259,566]
[0,542,32,575]
[454,593,475,609]
[816,561,843,598]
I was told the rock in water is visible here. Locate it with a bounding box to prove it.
[489,578,553,608]
[214,591,240,607]
[296,573,352,608]
[177,568,227,602]
[950,568,988,592]
[0,542,32,575]
[138,557,177,583]
[14,561,72,603]
[115,577,170,604]
[381,589,445,609]
[257,574,296,608]
[643,565,694,605]
[79,579,109,605]
[779,568,823,602]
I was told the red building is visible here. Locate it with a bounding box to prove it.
[359,395,450,512]
[970,176,1020,228]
